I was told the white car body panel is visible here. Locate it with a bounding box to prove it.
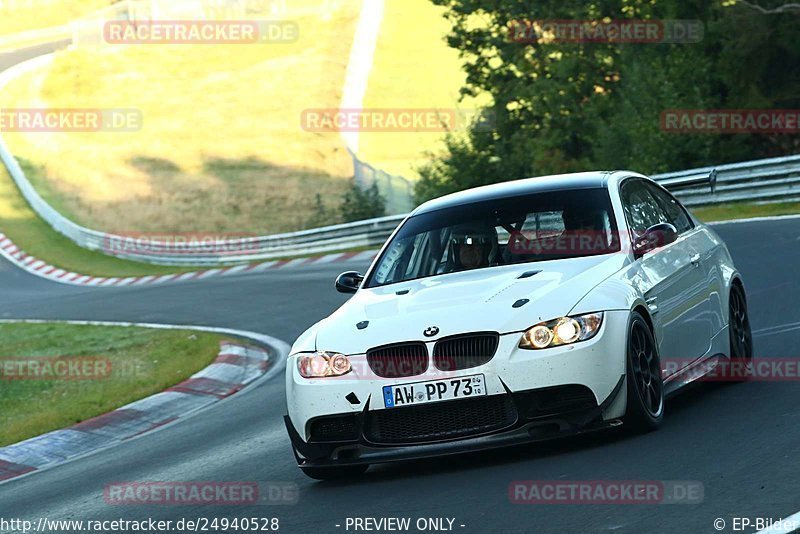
[287,310,630,442]
[314,254,628,356]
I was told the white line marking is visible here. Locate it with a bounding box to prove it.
[755,512,800,533]
[276,258,307,269]
[0,319,290,358]
[709,213,800,225]
[312,253,344,264]
[152,274,178,284]
[247,261,277,272]
[754,321,800,337]
[221,264,250,276]
[196,268,223,279]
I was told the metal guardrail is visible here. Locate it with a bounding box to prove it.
[0,125,406,265]
[652,154,800,206]
[5,148,798,266]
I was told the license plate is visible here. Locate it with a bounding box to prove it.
[382,374,486,408]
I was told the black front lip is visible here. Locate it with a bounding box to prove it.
[284,375,625,469]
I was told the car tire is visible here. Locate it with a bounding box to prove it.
[301,464,369,481]
[623,311,664,432]
[727,283,753,382]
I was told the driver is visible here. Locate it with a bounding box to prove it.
[450,223,499,270]
[562,208,614,254]
[563,209,606,232]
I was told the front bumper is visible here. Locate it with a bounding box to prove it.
[284,310,630,468]
[285,376,625,468]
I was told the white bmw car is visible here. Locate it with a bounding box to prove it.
[284,170,752,479]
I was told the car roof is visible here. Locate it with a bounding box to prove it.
[412,171,617,215]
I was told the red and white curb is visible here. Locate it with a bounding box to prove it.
[0,232,377,287]
[0,320,290,484]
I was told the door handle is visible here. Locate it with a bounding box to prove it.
[690,253,701,266]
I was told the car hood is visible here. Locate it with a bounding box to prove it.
[314,254,628,355]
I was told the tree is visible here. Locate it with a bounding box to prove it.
[417,0,800,201]
[340,181,387,222]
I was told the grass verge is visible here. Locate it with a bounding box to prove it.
[0,164,195,277]
[0,322,229,447]
[0,0,359,235]
[691,201,800,223]
[0,161,376,277]
[359,0,486,180]
[0,158,379,278]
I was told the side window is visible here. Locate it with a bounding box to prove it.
[644,183,694,234]
[620,179,670,235]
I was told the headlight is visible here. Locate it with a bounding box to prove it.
[297,351,352,378]
[519,312,604,350]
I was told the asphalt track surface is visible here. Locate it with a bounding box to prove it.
[1,43,799,534]
[0,216,797,534]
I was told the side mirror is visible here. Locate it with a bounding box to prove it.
[335,271,364,294]
[633,223,678,258]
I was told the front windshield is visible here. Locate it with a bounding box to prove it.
[365,187,620,288]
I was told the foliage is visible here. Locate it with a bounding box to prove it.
[340,181,387,222]
[417,0,800,201]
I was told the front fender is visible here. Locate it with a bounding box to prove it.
[569,276,645,317]
[289,322,321,355]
